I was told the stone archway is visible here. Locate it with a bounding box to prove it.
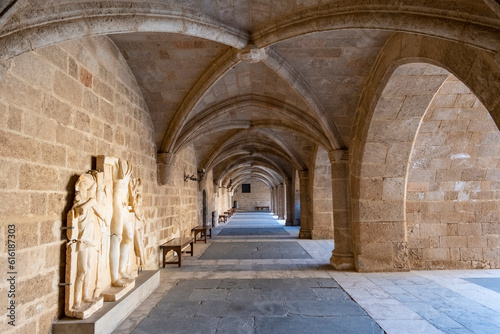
[350,33,500,272]
[353,63,449,271]
[406,75,500,270]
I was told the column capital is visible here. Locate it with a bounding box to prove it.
[298,170,309,179]
[328,149,349,163]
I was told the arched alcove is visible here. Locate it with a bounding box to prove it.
[353,63,450,271]
[406,75,500,269]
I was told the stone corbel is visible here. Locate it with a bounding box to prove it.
[157,152,177,185]
[328,149,349,163]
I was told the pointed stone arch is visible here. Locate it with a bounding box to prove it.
[252,1,500,53]
[0,2,248,60]
[350,33,500,271]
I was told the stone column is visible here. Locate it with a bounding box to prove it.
[270,187,274,213]
[273,186,280,216]
[285,179,294,226]
[328,150,354,270]
[157,152,177,185]
[298,170,312,239]
[278,183,285,219]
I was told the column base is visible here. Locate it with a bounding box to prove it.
[298,229,312,239]
[285,220,294,226]
[330,251,355,270]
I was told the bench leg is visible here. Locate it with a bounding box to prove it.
[190,241,194,256]
[174,248,181,267]
[162,247,182,267]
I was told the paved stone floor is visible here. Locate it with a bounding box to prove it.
[114,212,500,334]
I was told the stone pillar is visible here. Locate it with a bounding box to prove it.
[285,179,294,226]
[270,187,274,213]
[298,170,312,239]
[294,171,301,226]
[278,183,285,219]
[157,152,177,185]
[275,186,280,216]
[328,150,355,270]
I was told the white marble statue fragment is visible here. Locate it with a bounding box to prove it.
[110,158,134,287]
[65,156,147,319]
[130,177,146,269]
[65,172,106,318]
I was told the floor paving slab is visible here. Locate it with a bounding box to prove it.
[218,227,290,236]
[216,317,254,334]
[113,212,500,334]
[464,277,500,293]
[286,299,368,316]
[132,317,219,334]
[148,301,201,318]
[196,300,287,317]
[227,288,262,301]
[255,316,384,334]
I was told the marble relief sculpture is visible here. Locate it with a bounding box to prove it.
[130,177,146,269]
[110,158,134,287]
[65,156,147,319]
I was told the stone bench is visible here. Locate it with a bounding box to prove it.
[159,237,194,267]
[191,225,212,243]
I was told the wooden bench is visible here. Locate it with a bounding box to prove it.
[224,210,232,218]
[159,237,194,267]
[218,214,227,223]
[191,225,212,243]
[255,206,269,211]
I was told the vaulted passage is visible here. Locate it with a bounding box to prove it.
[1,2,500,333]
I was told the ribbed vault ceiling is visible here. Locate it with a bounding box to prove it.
[3,0,499,190]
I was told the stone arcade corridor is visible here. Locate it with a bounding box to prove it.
[114,212,500,334]
[2,2,500,333]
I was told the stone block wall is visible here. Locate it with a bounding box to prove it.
[407,76,500,269]
[233,180,271,211]
[155,145,200,242]
[217,187,231,215]
[0,36,200,334]
[312,147,334,239]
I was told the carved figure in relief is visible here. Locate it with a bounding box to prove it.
[130,177,146,268]
[92,171,109,297]
[70,173,106,308]
[110,159,134,287]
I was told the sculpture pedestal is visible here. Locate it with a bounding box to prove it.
[53,270,160,334]
[101,279,135,301]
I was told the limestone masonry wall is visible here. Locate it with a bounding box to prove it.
[407,76,500,269]
[0,36,200,334]
[233,180,271,211]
